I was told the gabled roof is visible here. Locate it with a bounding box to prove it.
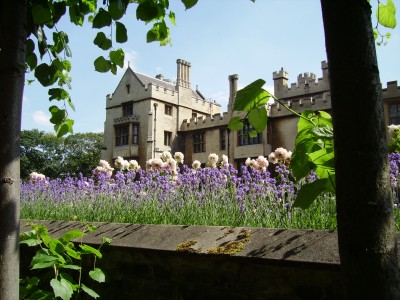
[114,66,208,100]
[134,72,176,91]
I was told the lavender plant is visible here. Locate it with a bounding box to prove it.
[21,152,338,230]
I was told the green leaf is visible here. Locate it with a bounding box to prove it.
[169,11,176,25]
[65,245,81,260]
[31,249,58,269]
[60,230,86,244]
[93,32,112,50]
[248,106,268,132]
[108,1,125,20]
[248,130,257,138]
[82,284,100,298]
[93,8,112,29]
[67,98,76,111]
[293,179,329,209]
[373,29,378,40]
[49,106,66,125]
[35,63,58,86]
[26,53,38,71]
[69,5,84,26]
[80,244,102,258]
[61,265,82,270]
[52,1,67,24]
[377,0,397,29]
[50,278,74,300]
[89,268,106,283]
[111,63,117,75]
[290,144,315,180]
[110,48,125,68]
[181,0,198,10]
[233,79,270,112]
[55,119,74,137]
[308,148,335,167]
[116,22,128,43]
[146,21,170,45]
[102,237,112,244]
[86,224,97,232]
[136,1,159,21]
[20,238,42,247]
[49,88,70,101]
[26,39,35,54]
[32,4,52,24]
[227,116,243,131]
[94,56,111,73]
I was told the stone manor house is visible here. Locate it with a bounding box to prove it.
[101,59,400,168]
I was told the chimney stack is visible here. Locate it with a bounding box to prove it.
[228,74,239,112]
[176,59,191,88]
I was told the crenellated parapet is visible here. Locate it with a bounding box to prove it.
[382,81,400,101]
[273,61,330,99]
[180,112,230,131]
[269,91,332,118]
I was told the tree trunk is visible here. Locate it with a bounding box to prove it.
[320,0,400,298]
[0,0,26,299]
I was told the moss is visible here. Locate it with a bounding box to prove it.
[176,240,200,253]
[176,229,252,255]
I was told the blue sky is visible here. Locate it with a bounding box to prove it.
[22,0,400,133]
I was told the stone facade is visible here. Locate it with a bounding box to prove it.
[102,59,221,167]
[102,59,400,168]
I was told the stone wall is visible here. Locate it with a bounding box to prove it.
[20,220,344,300]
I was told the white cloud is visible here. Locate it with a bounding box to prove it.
[123,50,137,70]
[91,128,104,133]
[32,111,51,126]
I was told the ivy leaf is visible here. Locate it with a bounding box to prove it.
[108,1,125,20]
[32,4,52,24]
[136,1,159,21]
[50,278,74,300]
[116,22,128,43]
[227,116,243,131]
[93,8,112,28]
[181,0,198,10]
[377,0,397,29]
[93,32,112,50]
[248,106,268,132]
[110,48,125,68]
[94,56,111,73]
[82,284,100,298]
[233,79,270,112]
[111,63,117,75]
[293,179,330,209]
[89,268,106,283]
